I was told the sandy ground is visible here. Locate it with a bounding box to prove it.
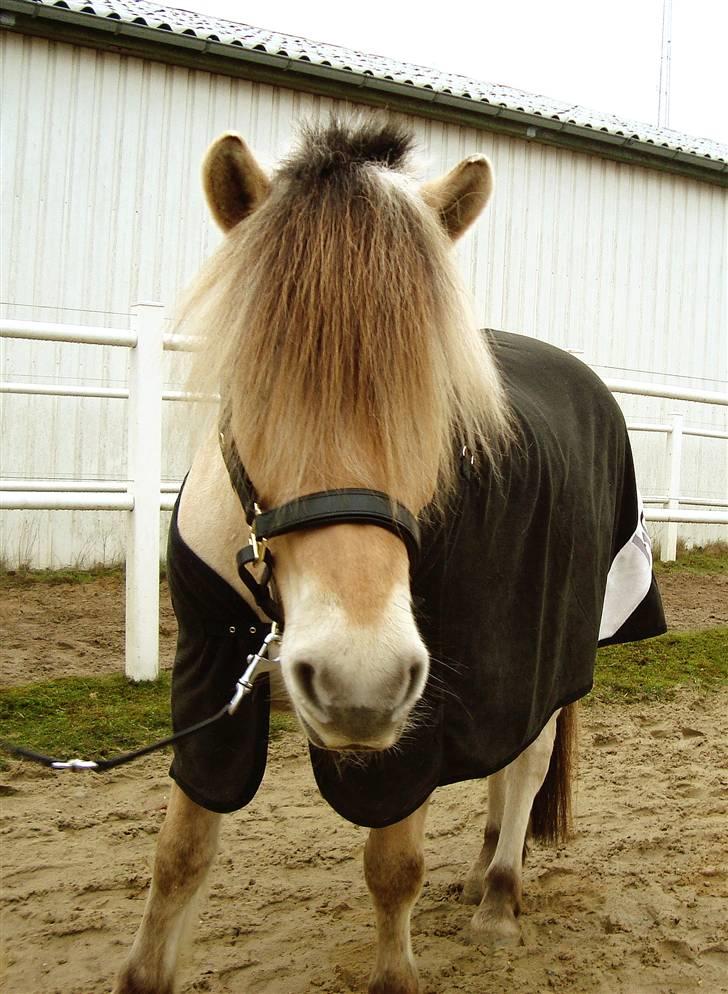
[1,572,727,994]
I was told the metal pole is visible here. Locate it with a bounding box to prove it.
[663,412,684,561]
[646,509,728,523]
[658,0,673,129]
[0,318,137,348]
[125,302,164,681]
[0,492,134,510]
[603,377,728,406]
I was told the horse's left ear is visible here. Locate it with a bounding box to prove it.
[202,132,271,232]
[420,155,494,240]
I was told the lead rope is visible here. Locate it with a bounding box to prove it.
[0,626,282,773]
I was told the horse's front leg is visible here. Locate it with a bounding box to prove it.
[364,797,430,994]
[114,783,221,994]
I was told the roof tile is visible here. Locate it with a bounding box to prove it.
[28,0,728,164]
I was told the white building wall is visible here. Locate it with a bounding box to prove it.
[1,32,726,566]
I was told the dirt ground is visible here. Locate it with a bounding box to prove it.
[1,572,727,994]
[0,570,726,688]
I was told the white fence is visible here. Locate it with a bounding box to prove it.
[1,309,727,681]
[1,304,173,682]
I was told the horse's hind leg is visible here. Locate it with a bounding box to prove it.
[461,767,505,905]
[114,784,221,994]
[364,797,430,994]
[467,706,574,945]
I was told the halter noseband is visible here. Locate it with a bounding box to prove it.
[218,413,422,624]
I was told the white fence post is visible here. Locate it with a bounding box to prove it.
[663,413,684,562]
[125,302,164,681]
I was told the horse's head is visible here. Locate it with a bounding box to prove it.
[189,119,509,751]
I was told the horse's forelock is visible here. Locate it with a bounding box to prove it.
[279,118,414,185]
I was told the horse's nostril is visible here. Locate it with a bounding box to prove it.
[291,660,319,705]
[406,659,427,703]
[382,657,427,719]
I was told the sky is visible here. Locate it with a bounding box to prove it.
[168,0,727,146]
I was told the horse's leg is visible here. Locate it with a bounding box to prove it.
[461,768,506,905]
[469,707,573,945]
[364,797,430,994]
[114,784,221,994]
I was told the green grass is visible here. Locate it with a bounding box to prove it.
[653,542,728,576]
[0,565,125,590]
[0,673,295,768]
[594,627,728,703]
[0,562,171,590]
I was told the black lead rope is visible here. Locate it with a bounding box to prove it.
[0,707,230,772]
[0,627,282,773]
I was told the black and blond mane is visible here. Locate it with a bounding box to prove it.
[184,118,510,508]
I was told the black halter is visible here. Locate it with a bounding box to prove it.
[218,413,422,624]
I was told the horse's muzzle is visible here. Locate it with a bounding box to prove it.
[286,651,428,751]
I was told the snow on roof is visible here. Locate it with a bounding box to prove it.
[24,0,728,165]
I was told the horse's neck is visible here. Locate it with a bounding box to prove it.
[177,433,252,598]
[177,437,289,705]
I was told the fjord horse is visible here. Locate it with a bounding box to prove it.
[115,118,585,994]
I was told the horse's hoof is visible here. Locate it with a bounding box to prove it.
[113,967,174,994]
[368,967,420,994]
[468,907,523,948]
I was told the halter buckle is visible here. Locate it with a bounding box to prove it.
[249,503,267,563]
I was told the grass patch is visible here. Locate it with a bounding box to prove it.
[594,627,728,703]
[0,562,171,590]
[0,673,294,768]
[653,542,728,576]
[0,565,124,590]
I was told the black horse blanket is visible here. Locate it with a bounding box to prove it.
[169,332,666,827]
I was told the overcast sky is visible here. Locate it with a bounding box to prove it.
[173,0,727,145]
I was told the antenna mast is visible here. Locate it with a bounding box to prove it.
[658,0,673,128]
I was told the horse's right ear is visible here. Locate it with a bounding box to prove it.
[420,155,494,241]
[202,133,271,232]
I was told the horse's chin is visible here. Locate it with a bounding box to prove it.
[297,713,403,754]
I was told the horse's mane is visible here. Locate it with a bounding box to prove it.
[182,117,511,509]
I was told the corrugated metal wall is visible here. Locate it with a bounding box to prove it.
[1,32,726,566]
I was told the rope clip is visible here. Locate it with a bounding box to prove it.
[50,758,100,771]
[227,623,282,715]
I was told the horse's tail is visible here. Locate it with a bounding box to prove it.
[530,703,578,844]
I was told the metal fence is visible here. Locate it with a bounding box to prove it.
[1,307,727,680]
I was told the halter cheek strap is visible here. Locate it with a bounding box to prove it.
[235,545,282,625]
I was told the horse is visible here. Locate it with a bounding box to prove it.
[114,117,665,994]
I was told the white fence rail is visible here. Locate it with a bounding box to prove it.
[1,310,727,680]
